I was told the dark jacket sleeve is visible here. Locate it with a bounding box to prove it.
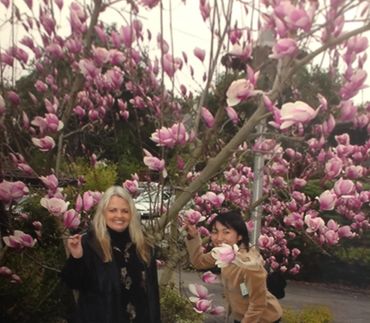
[146,249,161,323]
[60,256,90,290]
[60,237,93,291]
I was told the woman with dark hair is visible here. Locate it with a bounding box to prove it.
[185,210,282,323]
[60,186,161,323]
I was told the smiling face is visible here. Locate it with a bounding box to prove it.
[210,221,241,247]
[104,196,132,232]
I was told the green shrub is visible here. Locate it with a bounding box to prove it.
[282,305,333,323]
[67,158,118,192]
[160,284,203,323]
[335,247,370,265]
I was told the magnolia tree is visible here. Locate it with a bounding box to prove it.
[1,0,370,317]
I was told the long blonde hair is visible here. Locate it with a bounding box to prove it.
[92,185,151,264]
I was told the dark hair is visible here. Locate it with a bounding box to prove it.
[209,210,250,249]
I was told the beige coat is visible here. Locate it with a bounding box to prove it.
[186,236,283,323]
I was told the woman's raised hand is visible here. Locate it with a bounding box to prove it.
[66,234,83,259]
[184,220,198,239]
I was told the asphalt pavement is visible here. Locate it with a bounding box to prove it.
[176,270,370,323]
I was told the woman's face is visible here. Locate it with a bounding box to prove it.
[104,196,132,232]
[210,221,241,247]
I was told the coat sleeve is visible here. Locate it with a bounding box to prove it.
[240,266,268,323]
[60,255,92,290]
[146,249,161,323]
[60,237,94,291]
[185,235,216,270]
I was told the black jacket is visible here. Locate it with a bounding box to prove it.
[60,230,161,323]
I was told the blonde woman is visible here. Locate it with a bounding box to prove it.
[61,186,160,323]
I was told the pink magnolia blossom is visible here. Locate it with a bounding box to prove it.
[184,209,205,225]
[305,214,325,233]
[121,26,136,48]
[17,163,33,175]
[75,194,83,212]
[253,138,277,154]
[283,212,304,229]
[0,266,12,276]
[198,226,210,237]
[188,283,210,302]
[162,54,182,77]
[229,28,242,44]
[193,47,206,62]
[1,51,14,66]
[33,221,42,231]
[279,101,319,129]
[46,43,63,59]
[209,305,225,316]
[170,123,189,145]
[229,43,253,61]
[347,36,368,54]
[270,38,298,59]
[39,174,58,192]
[291,248,301,258]
[40,197,69,215]
[63,209,80,229]
[211,243,239,268]
[45,113,64,132]
[79,59,100,79]
[224,168,242,185]
[292,178,307,190]
[92,46,109,65]
[3,230,36,249]
[10,273,22,283]
[202,191,225,208]
[225,106,239,125]
[34,80,48,92]
[32,136,56,151]
[340,69,367,100]
[1,0,10,8]
[325,157,343,179]
[199,1,211,21]
[289,264,300,275]
[324,229,339,245]
[82,191,95,212]
[226,79,256,106]
[70,2,87,34]
[143,149,167,177]
[201,107,215,128]
[339,100,357,121]
[55,0,63,10]
[333,178,355,197]
[141,0,160,9]
[345,165,364,179]
[123,179,139,196]
[274,1,312,32]
[7,91,20,106]
[150,123,189,148]
[258,235,275,249]
[108,49,125,65]
[201,271,219,284]
[318,190,337,211]
[193,299,213,314]
[0,180,29,204]
[40,11,55,36]
[338,225,355,238]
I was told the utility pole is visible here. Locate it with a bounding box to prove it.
[251,30,274,246]
[251,122,265,246]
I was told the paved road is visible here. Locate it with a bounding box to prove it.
[177,270,370,323]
